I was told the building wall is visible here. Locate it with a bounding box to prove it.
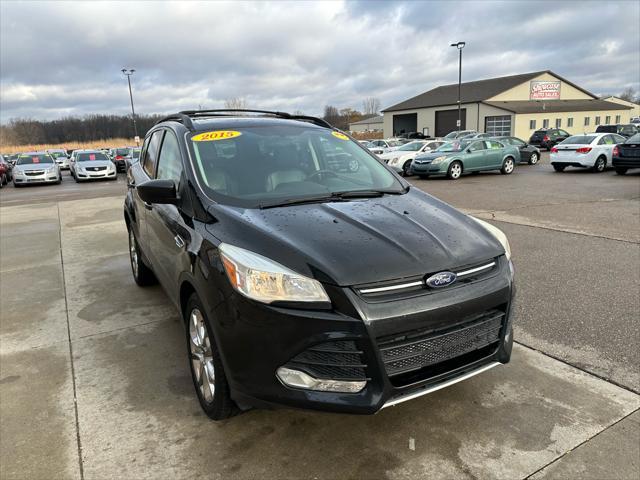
[602,97,640,117]
[488,72,594,102]
[513,109,636,140]
[383,103,482,138]
[350,122,383,133]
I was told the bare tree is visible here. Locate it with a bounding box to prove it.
[224,97,247,109]
[619,87,638,103]
[362,97,381,116]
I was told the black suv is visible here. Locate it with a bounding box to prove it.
[528,128,570,150]
[595,124,638,138]
[124,110,515,420]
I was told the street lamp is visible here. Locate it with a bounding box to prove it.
[450,42,465,132]
[121,68,138,143]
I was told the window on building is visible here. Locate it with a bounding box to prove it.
[595,116,601,125]
[615,115,621,123]
[555,119,562,128]
[567,118,574,127]
[584,117,590,126]
[605,116,611,125]
[543,119,549,128]
[484,115,512,136]
[529,119,536,130]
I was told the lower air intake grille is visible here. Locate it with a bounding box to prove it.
[284,340,367,381]
[378,310,504,377]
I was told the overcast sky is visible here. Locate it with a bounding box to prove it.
[1,0,639,123]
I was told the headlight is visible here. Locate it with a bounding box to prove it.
[432,156,447,164]
[470,217,511,260]
[219,243,330,305]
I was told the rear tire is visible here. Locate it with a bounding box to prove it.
[447,161,463,180]
[185,293,238,420]
[615,167,628,175]
[592,156,606,173]
[553,164,566,172]
[501,157,515,175]
[128,228,157,286]
[528,152,539,165]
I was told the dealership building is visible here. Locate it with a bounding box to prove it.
[349,114,383,133]
[382,70,640,139]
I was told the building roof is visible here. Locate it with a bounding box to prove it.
[349,114,383,125]
[382,70,598,112]
[483,99,631,114]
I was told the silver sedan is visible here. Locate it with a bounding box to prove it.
[70,150,117,182]
[12,152,62,187]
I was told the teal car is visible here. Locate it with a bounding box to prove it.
[410,139,520,180]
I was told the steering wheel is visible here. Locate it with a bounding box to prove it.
[306,170,339,181]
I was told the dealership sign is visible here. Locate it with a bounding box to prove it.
[530,81,561,100]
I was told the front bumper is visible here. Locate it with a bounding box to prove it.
[410,161,447,175]
[613,156,640,169]
[76,169,117,180]
[13,171,60,184]
[213,256,515,414]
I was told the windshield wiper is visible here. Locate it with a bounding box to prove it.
[258,189,404,209]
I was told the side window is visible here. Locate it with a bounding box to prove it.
[489,141,503,149]
[598,135,610,145]
[142,130,164,177]
[560,130,570,137]
[156,131,183,183]
[468,141,485,152]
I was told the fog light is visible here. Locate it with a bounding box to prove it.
[276,367,366,393]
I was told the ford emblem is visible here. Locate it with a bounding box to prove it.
[425,271,457,288]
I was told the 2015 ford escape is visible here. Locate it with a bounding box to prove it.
[124,110,515,420]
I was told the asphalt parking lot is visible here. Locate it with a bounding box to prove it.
[1,154,639,479]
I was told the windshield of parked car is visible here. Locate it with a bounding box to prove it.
[115,148,130,156]
[49,151,67,158]
[396,141,426,152]
[387,140,403,147]
[626,133,640,143]
[17,154,54,165]
[562,136,595,145]
[77,152,109,162]
[435,141,467,152]
[188,125,404,208]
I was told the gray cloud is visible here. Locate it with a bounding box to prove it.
[1,0,638,122]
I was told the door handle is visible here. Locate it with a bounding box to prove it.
[143,201,153,210]
[174,234,185,249]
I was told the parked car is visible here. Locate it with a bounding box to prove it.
[368,139,404,153]
[358,140,374,148]
[550,133,626,172]
[124,109,515,420]
[6,154,20,166]
[12,152,61,187]
[398,132,427,139]
[491,136,541,165]
[528,128,570,151]
[109,147,133,172]
[47,149,70,170]
[630,116,640,125]
[126,147,142,170]
[70,150,117,182]
[442,130,477,141]
[411,139,519,180]
[0,159,10,186]
[460,133,491,140]
[612,133,640,175]
[380,140,446,175]
[595,124,638,138]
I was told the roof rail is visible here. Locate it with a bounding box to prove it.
[153,109,334,131]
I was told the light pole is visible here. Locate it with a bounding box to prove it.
[450,42,465,131]
[121,68,138,142]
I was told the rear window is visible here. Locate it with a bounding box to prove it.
[562,136,595,145]
[115,148,131,156]
[187,125,403,208]
[17,154,54,165]
[77,152,109,162]
[595,125,617,133]
[626,133,640,143]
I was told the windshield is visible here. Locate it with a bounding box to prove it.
[17,154,54,165]
[49,151,67,158]
[115,148,130,156]
[77,152,109,162]
[626,133,640,143]
[435,141,467,152]
[443,131,459,139]
[132,149,141,159]
[562,136,595,145]
[397,141,426,152]
[188,125,404,208]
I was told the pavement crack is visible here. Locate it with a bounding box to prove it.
[57,202,86,480]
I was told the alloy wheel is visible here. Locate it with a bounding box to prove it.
[129,230,139,279]
[504,158,514,173]
[595,157,606,172]
[529,153,538,164]
[189,308,216,404]
[450,163,462,179]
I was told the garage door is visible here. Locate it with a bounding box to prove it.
[435,109,466,137]
[393,114,417,136]
[485,115,512,136]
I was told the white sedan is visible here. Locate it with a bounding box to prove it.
[379,140,446,175]
[550,133,626,173]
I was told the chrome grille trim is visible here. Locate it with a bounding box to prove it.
[456,261,496,278]
[359,281,423,294]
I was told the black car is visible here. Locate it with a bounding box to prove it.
[109,147,133,172]
[612,133,640,175]
[528,128,570,150]
[492,136,541,164]
[595,124,638,138]
[124,109,515,420]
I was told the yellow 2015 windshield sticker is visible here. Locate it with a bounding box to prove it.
[332,131,349,141]
[192,130,242,142]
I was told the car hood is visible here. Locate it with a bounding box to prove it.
[414,151,458,161]
[76,160,113,168]
[14,163,57,171]
[205,189,503,286]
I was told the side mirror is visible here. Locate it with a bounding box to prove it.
[137,179,178,205]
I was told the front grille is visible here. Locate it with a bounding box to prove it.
[87,166,107,171]
[377,309,504,378]
[25,170,44,176]
[284,340,367,381]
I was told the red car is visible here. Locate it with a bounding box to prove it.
[0,159,12,187]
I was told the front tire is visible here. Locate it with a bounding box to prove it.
[128,228,156,286]
[592,156,606,173]
[501,157,515,175]
[447,161,463,180]
[553,164,566,172]
[615,167,628,175]
[185,294,238,420]
[528,152,539,165]
[402,160,412,176]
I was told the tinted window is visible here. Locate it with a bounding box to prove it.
[626,133,640,143]
[596,125,616,133]
[563,136,595,145]
[468,141,485,152]
[142,130,164,177]
[77,152,109,161]
[156,131,183,183]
